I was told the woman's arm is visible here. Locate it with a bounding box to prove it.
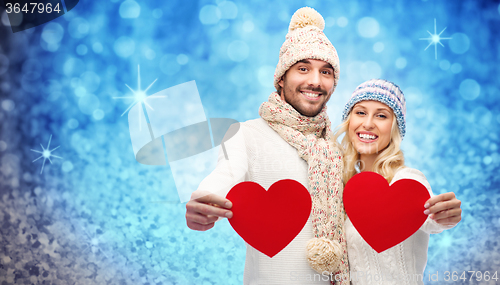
[424,192,462,227]
[392,168,462,233]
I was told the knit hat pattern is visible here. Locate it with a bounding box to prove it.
[274,7,340,92]
[342,79,407,139]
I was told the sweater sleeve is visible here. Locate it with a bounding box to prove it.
[196,122,249,199]
[391,168,455,234]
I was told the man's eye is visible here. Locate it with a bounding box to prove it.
[322,70,332,75]
[299,67,307,71]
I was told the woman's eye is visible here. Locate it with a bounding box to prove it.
[377,114,387,118]
[356,111,365,115]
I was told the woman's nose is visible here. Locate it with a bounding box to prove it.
[362,116,375,130]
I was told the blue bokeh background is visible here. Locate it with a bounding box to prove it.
[1,0,499,284]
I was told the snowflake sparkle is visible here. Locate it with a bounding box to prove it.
[30,134,62,174]
[419,18,452,60]
[113,65,164,129]
[81,228,109,260]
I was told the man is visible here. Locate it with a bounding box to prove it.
[187,7,349,284]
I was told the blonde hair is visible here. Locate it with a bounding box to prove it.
[333,111,405,185]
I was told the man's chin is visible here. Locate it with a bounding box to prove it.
[296,107,323,117]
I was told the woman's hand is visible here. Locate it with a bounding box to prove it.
[424,192,462,227]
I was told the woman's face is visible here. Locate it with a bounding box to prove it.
[348,100,394,156]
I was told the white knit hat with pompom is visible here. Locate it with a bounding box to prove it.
[274,7,340,92]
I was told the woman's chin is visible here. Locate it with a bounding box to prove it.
[356,147,378,156]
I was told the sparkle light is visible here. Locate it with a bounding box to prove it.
[426,230,467,265]
[30,134,62,174]
[81,228,109,260]
[419,19,452,60]
[113,65,164,129]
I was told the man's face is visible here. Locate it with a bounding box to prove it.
[278,59,335,117]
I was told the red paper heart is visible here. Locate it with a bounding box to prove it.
[343,172,430,253]
[226,180,312,258]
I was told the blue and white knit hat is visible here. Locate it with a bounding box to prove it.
[342,79,406,139]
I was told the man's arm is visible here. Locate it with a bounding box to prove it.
[186,190,233,231]
[185,123,248,231]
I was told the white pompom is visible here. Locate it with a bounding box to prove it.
[289,7,325,32]
[306,237,342,274]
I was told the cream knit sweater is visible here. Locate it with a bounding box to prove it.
[198,118,335,284]
[345,167,455,285]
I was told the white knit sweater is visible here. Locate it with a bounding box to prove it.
[198,118,333,285]
[345,167,455,285]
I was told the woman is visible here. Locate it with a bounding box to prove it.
[334,79,462,285]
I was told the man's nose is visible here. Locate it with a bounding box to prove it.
[306,71,321,87]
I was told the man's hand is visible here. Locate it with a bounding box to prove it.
[424,192,462,227]
[186,190,233,231]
